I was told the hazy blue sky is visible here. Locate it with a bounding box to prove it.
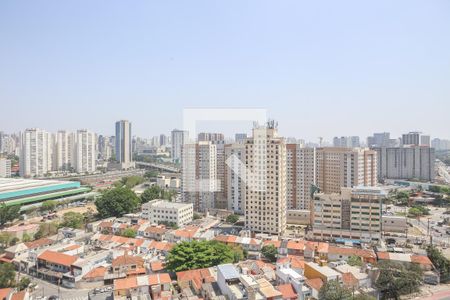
[1,0,449,141]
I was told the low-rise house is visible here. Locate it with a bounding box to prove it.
[35,250,79,283]
[304,262,341,283]
[142,225,169,241]
[2,223,39,240]
[113,273,172,300]
[305,278,323,300]
[0,288,29,300]
[327,246,377,264]
[111,253,145,275]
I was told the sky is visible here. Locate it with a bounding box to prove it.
[0,0,449,142]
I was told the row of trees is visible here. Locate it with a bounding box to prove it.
[0,263,30,290]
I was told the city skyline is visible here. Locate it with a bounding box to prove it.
[1,1,449,140]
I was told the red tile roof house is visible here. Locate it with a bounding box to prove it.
[35,250,79,284]
[114,273,172,300]
[0,288,29,300]
[327,246,377,264]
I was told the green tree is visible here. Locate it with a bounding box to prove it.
[353,294,376,300]
[17,277,30,291]
[261,244,278,262]
[115,176,145,188]
[120,228,137,238]
[60,212,84,229]
[193,213,202,220]
[427,245,450,282]
[40,200,57,212]
[226,214,239,224]
[376,261,422,299]
[0,204,21,226]
[0,263,16,288]
[141,185,163,203]
[144,170,159,179]
[318,280,352,300]
[22,233,32,242]
[34,222,59,239]
[347,255,363,266]
[0,232,13,248]
[167,240,237,272]
[408,205,430,218]
[95,187,140,218]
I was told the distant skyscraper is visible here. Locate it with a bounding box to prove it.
[115,120,133,168]
[159,134,168,146]
[333,136,360,148]
[420,135,431,147]
[402,132,420,146]
[0,131,4,153]
[19,128,52,177]
[0,158,11,178]
[367,132,397,148]
[171,129,188,163]
[198,132,225,142]
[244,122,287,236]
[235,133,247,144]
[74,129,96,173]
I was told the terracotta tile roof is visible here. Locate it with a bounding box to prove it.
[127,267,147,276]
[287,255,305,269]
[83,266,107,280]
[149,273,171,285]
[342,272,358,288]
[376,251,390,260]
[145,226,168,235]
[306,241,329,253]
[328,246,376,259]
[10,291,26,300]
[99,221,113,228]
[114,276,138,290]
[286,240,305,250]
[173,226,200,239]
[38,250,78,267]
[305,278,324,291]
[112,253,144,268]
[176,268,215,290]
[214,235,238,244]
[277,284,297,299]
[263,240,281,248]
[0,288,12,300]
[411,255,433,266]
[63,244,81,251]
[24,238,53,249]
[151,261,166,272]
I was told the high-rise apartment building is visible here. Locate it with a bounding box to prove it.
[98,135,112,160]
[56,130,74,171]
[115,120,133,168]
[420,135,431,147]
[19,128,52,177]
[159,134,168,146]
[74,130,96,173]
[182,141,217,212]
[286,145,316,210]
[432,138,450,151]
[244,122,287,236]
[316,147,377,194]
[374,146,435,182]
[367,132,397,148]
[171,129,188,164]
[224,143,246,214]
[312,187,385,242]
[0,158,11,178]
[198,133,226,209]
[402,132,420,146]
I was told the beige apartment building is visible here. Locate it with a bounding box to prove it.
[312,187,385,242]
[224,143,246,214]
[316,147,377,194]
[244,122,286,236]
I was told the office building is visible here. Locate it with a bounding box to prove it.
[182,141,217,212]
[171,129,188,164]
[312,187,385,242]
[402,132,421,146]
[224,143,245,214]
[316,147,377,194]
[374,146,435,182]
[159,134,168,146]
[0,159,11,178]
[286,145,316,210]
[98,135,112,160]
[142,200,193,227]
[74,130,96,173]
[19,128,52,177]
[115,120,133,168]
[244,121,287,236]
